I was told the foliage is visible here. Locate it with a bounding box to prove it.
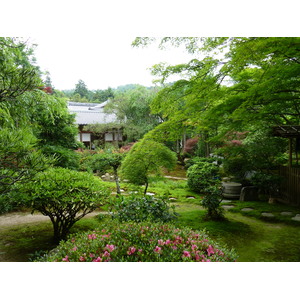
[0,37,42,103]
[120,139,177,194]
[185,156,220,169]
[250,172,282,198]
[187,161,220,193]
[105,85,160,141]
[201,185,224,220]
[133,37,300,171]
[0,127,54,213]
[15,167,110,242]
[37,219,237,262]
[109,194,178,223]
[74,79,89,99]
[87,150,125,194]
[40,145,80,170]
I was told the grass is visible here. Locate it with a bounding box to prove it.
[1,171,300,262]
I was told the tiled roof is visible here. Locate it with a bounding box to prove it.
[68,101,118,125]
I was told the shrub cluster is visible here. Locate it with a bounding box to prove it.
[109,194,178,223]
[37,220,237,262]
[187,161,220,193]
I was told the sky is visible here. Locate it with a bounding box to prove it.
[31,36,195,91]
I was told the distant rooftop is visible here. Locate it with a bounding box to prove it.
[68,101,118,125]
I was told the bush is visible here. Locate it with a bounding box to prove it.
[37,219,237,262]
[15,167,110,242]
[185,156,219,169]
[201,185,224,220]
[109,194,178,223]
[187,162,220,193]
[41,145,80,170]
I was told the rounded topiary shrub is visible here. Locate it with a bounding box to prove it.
[187,162,220,193]
[110,194,178,223]
[37,219,237,262]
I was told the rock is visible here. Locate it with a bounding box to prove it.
[291,214,300,222]
[241,208,254,212]
[280,212,293,216]
[146,192,155,196]
[222,205,235,210]
[221,200,232,204]
[186,196,195,199]
[239,186,259,201]
[261,212,275,218]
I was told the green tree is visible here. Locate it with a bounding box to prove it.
[133,37,300,162]
[105,85,161,141]
[120,139,177,194]
[16,167,110,242]
[0,37,42,103]
[92,87,114,103]
[74,79,89,99]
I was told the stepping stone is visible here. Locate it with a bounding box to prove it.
[261,212,275,218]
[241,208,254,212]
[146,192,155,196]
[129,191,138,194]
[222,205,235,210]
[280,212,293,216]
[221,200,232,204]
[186,196,195,199]
[120,189,125,192]
[169,197,177,200]
[291,214,300,222]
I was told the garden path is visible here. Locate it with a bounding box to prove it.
[0,211,102,228]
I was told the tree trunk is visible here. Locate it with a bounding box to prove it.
[113,168,121,195]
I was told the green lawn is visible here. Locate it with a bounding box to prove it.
[1,176,300,262]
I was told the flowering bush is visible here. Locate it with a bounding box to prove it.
[37,220,237,262]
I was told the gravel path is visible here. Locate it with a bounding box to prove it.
[0,211,102,228]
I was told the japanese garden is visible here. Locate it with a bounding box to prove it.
[1,37,300,262]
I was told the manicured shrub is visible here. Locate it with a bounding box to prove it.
[37,220,237,262]
[109,194,178,223]
[16,167,110,242]
[187,161,220,193]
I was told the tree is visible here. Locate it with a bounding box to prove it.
[133,37,300,162]
[0,37,42,103]
[105,85,161,142]
[120,139,177,194]
[17,167,110,242]
[74,79,89,99]
[92,87,114,103]
[89,151,125,194]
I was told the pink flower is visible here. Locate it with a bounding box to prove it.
[171,246,177,250]
[105,244,115,252]
[207,245,215,256]
[158,239,165,246]
[89,253,95,258]
[202,258,211,262]
[93,257,102,262]
[62,255,69,262]
[182,251,191,258]
[191,244,198,251]
[79,256,86,262]
[72,246,77,251]
[154,246,162,254]
[88,234,97,240]
[165,240,171,245]
[127,247,137,255]
[103,251,110,257]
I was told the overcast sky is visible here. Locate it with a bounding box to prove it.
[31,36,195,91]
